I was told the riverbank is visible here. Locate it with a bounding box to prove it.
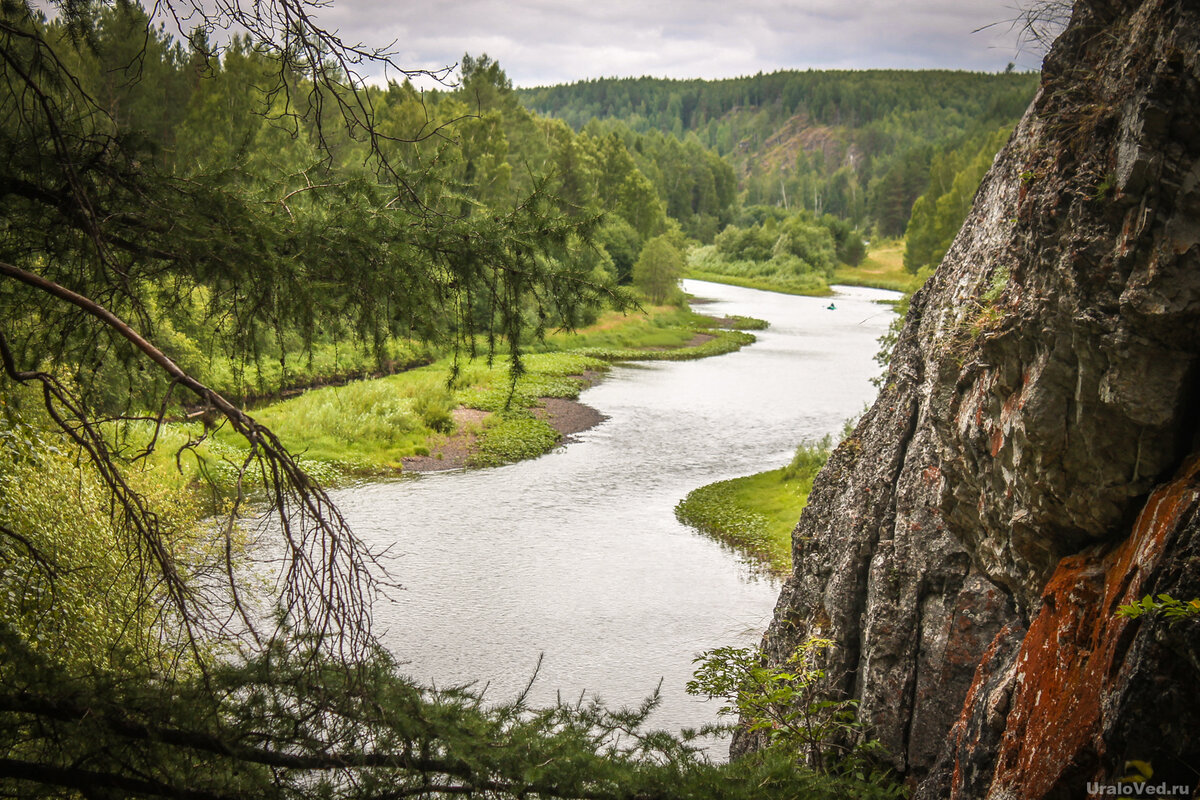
[399,394,609,472]
[685,241,924,298]
[202,304,763,480]
[674,437,832,575]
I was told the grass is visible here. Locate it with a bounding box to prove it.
[240,366,448,469]
[468,413,561,468]
[687,241,925,297]
[684,268,833,297]
[831,241,925,294]
[202,303,765,480]
[675,438,831,575]
[534,306,733,351]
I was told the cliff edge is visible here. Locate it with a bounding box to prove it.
[740,1,1200,796]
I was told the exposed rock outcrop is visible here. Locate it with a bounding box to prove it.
[742,1,1200,796]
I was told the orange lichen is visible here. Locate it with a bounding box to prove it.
[984,456,1200,798]
[990,427,1005,457]
[948,623,1024,798]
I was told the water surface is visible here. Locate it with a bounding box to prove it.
[335,280,896,735]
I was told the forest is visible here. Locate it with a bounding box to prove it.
[1,0,1046,797]
[520,70,1038,235]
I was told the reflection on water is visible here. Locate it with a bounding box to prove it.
[333,280,896,740]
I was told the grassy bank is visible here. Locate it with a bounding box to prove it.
[200,305,763,478]
[2,302,765,534]
[831,241,925,294]
[684,269,834,297]
[687,241,925,297]
[675,438,831,575]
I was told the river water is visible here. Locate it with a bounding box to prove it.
[334,279,896,739]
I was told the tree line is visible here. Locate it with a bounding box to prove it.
[519,70,1038,237]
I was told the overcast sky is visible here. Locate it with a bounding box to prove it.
[311,0,1041,88]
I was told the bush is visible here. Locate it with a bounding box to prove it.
[688,639,902,791]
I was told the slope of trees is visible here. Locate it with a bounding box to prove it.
[520,71,1038,236]
[902,125,1014,272]
[519,71,1036,139]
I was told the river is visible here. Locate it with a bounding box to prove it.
[333,279,897,741]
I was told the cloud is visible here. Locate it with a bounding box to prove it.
[312,0,1037,87]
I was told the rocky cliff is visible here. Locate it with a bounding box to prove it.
[740,1,1200,796]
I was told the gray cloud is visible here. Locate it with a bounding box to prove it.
[313,0,1040,87]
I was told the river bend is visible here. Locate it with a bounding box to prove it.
[333,279,897,736]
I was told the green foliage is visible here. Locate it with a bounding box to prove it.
[0,397,245,676]
[595,217,643,284]
[468,412,561,467]
[632,235,685,304]
[675,438,831,573]
[903,126,1012,272]
[524,71,1037,234]
[714,212,837,271]
[1117,594,1200,624]
[685,209,855,295]
[0,620,908,800]
[1,418,160,669]
[981,265,1010,305]
[783,435,834,481]
[688,639,901,791]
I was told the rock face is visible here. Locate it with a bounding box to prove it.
[740,1,1200,796]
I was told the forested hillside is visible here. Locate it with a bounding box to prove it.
[520,71,1038,236]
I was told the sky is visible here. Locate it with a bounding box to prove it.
[310,0,1042,88]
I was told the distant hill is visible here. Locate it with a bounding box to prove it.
[518,70,1039,236]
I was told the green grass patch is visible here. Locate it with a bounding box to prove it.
[684,269,833,297]
[722,314,770,331]
[831,241,924,294]
[228,365,449,469]
[577,329,755,363]
[535,306,709,351]
[468,413,561,468]
[675,438,831,574]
